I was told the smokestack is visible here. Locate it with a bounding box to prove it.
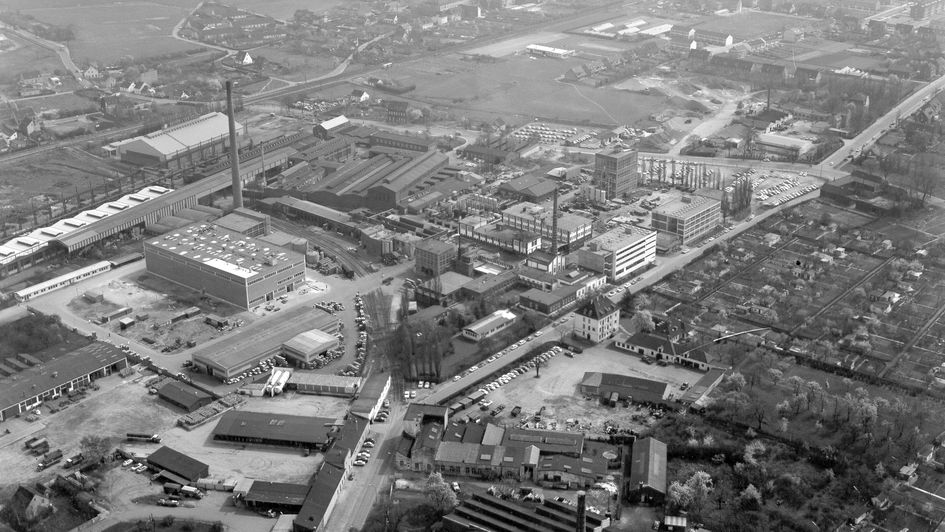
[575,490,586,532]
[226,80,243,209]
[551,185,559,259]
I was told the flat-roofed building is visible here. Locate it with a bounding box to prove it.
[108,112,243,169]
[462,309,518,342]
[650,193,721,245]
[282,330,340,366]
[415,238,457,276]
[213,208,270,237]
[191,306,339,380]
[500,203,593,252]
[286,372,361,397]
[212,411,336,450]
[143,222,306,310]
[578,226,656,283]
[244,481,310,512]
[593,150,638,199]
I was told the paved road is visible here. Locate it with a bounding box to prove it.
[820,74,945,168]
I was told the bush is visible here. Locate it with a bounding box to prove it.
[181,522,194,532]
[160,515,175,527]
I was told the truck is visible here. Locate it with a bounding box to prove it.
[126,433,161,443]
[27,438,48,452]
[64,453,84,468]
[23,436,40,450]
[37,449,63,470]
[181,486,204,499]
[510,406,522,417]
[163,482,183,495]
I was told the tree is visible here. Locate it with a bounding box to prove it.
[738,484,762,510]
[424,472,457,515]
[743,440,766,466]
[720,372,747,393]
[667,481,694,511]
[629,310,655,333]
[685,471,713,512]
[80,435,113,465]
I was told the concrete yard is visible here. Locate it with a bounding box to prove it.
[454,344,704,437]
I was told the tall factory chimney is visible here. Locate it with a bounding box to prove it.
[550,184,559,255]
[575,490,587,532]
[225,80,243,209]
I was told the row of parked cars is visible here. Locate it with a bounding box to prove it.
[474,346,566,398]
[223,356,285,385]
[353,436,378,467]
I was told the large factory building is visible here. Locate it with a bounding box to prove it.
[143,222,305,310]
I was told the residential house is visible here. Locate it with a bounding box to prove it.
[236,51,253,65]
[83,65,103,80]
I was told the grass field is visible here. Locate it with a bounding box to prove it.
[1,0,345,63]
[400,53,666,126]
[0,32,62,84]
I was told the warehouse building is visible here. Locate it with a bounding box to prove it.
[105,112,244,169]
[0,343,127,423]
[593,150,638,199]
[627,437,667,505]
[650,193,722,246]
[286,373,362,397]
[144,222,306,310]
[157,381,214,412]
[244,481,310,513]
[282,330,340,366]
[579,372,669,405]
[462,309,518,342]
[147,446,209,482]
[578,226,656,283]
[191,306,339,380]
[212,411,336,450]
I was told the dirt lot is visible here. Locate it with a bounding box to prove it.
[67,272,254,354]
[456,345,702,438]
[0,370,176,501]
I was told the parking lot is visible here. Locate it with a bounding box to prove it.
[450,343,703,438]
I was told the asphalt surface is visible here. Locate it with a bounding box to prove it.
[422,317,575,406]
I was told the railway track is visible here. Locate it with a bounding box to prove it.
[269,218,370,277]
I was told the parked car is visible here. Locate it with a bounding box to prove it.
[158,499,179,507]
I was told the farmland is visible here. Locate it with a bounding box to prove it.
[1,0,346,63]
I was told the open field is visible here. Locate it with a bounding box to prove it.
[397,53,665,126]
[452,344,702,438]
[2,0,345,63]
[0,146,128,214]
[694,10,812,40]
[245,45,339,81]
[20,90,98,115]
[0,31,62,84]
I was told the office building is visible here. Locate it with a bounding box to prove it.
[650,193,722,245]
[578,226,656,283]
[593,150,638,199]
[143,222,306,310]
[415,238,457,276]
